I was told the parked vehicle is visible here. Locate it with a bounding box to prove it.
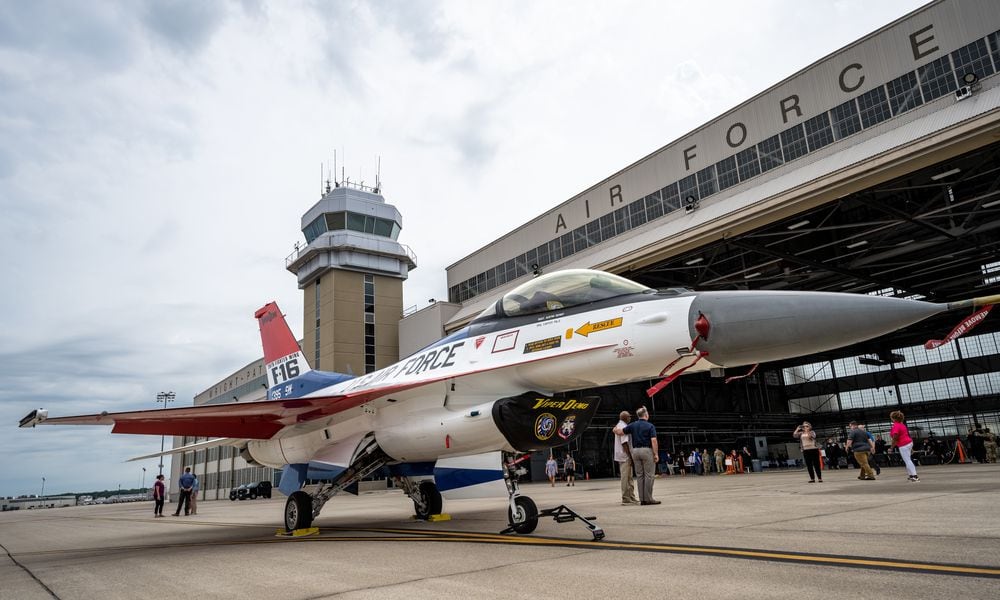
[229,481,272,501]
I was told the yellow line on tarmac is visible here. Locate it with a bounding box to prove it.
[319,526,1000,578]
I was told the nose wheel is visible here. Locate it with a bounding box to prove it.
[506,495,538,534]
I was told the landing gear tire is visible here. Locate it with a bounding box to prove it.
[413,481,442,520]
[507,496,538,534]
[284,491,313,531]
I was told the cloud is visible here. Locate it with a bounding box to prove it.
[138,0,227,55]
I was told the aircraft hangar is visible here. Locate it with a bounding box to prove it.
[404,0,1000,477]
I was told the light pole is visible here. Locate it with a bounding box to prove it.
[156,391,175,476]
[141,467,146,491]
[41,476,45,498]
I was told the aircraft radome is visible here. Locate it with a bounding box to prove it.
[19,269,999,536]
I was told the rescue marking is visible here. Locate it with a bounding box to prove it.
[574,317,623,337]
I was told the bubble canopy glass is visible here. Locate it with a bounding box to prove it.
[475,269,653,320]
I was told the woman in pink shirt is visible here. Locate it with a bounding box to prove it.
[890,410,920,482]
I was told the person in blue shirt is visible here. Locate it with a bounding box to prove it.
[613,407,660,505]
[173,467,195,516]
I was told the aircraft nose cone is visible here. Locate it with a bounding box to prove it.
[688,291,946,367]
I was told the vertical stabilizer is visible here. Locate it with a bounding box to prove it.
[255,302,313,391]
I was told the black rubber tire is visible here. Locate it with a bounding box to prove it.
[413,481,443,520]
[249,490,257,500]
[507,496,538,534]
[284,491,313,531]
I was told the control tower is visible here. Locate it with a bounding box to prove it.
[286,180,417,374]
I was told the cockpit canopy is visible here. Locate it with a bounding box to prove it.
[475,269,653,320]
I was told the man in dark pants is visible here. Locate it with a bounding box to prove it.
[153,474,166,517]
[613,407,660,505]
[172,467,195,516]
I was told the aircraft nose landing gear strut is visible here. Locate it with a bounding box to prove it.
[499,453,604,541]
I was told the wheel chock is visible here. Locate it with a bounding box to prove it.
[275,527,320,537]
[427,513,451,522]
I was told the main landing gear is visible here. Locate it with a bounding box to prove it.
[396,477,443,520]
[499,453,604,540]
[283,437,389,532]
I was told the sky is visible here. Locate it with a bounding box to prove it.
[0,0,929,497]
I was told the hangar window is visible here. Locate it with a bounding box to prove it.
[535,243,550,268]
[951,38,995,81]
[804,113,834,152]
[573,225,590,253]
[757,135,783,172]
[599,212,616,242]
[917,55,957,102]
[886,71,923,115]
[857,86,891,128]
[779,124,808,162]
[696,166,717,198]
[715,156,739,191]
[829,99,862,139]
[736,146,760,181]
[644,191,665,221]
[613,206,630,236]
[678,174,699,203]
[661,182,681,212]
[628,198,648,229]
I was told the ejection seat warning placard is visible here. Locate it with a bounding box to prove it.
[523,336,561,354]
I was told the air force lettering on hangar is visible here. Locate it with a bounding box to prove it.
[522,0,1000,245]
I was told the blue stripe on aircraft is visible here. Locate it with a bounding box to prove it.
[269,370,354,400]
[387,462,436,478]
[433,467,504,492]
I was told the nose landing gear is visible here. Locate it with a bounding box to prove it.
[499,453,604,540]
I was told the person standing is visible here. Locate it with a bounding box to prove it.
[613,411,639,504]
[847,422,876,480]
[713,448,725,475]
[173,467,195,516]
[190,472,200,515]
[701,448,711,474]
[859,425,881,476]
[545,454,558,487]
[889,410,919,482]
[793,421,823,483]
[613,407,659,505]
[152,474,166,517]
[564,454,576,486]
[985,428,998,463]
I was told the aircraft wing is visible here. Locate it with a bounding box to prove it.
[20,382,425,439]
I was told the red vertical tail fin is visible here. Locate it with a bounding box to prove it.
[255,302,312,391]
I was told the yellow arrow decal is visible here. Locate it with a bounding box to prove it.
[575,317,623,337]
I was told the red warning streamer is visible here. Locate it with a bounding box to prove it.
[924,305,993,350]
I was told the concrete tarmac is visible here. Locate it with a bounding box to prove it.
[2,464,998,599]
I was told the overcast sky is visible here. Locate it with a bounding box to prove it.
[0,0,928,497]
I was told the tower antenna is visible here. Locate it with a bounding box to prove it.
[334,150,338,187]
[375,155,381,193]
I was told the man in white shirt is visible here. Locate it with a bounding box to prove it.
[614,410,639,505]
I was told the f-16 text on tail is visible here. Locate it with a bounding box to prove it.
[19,269,998,535]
